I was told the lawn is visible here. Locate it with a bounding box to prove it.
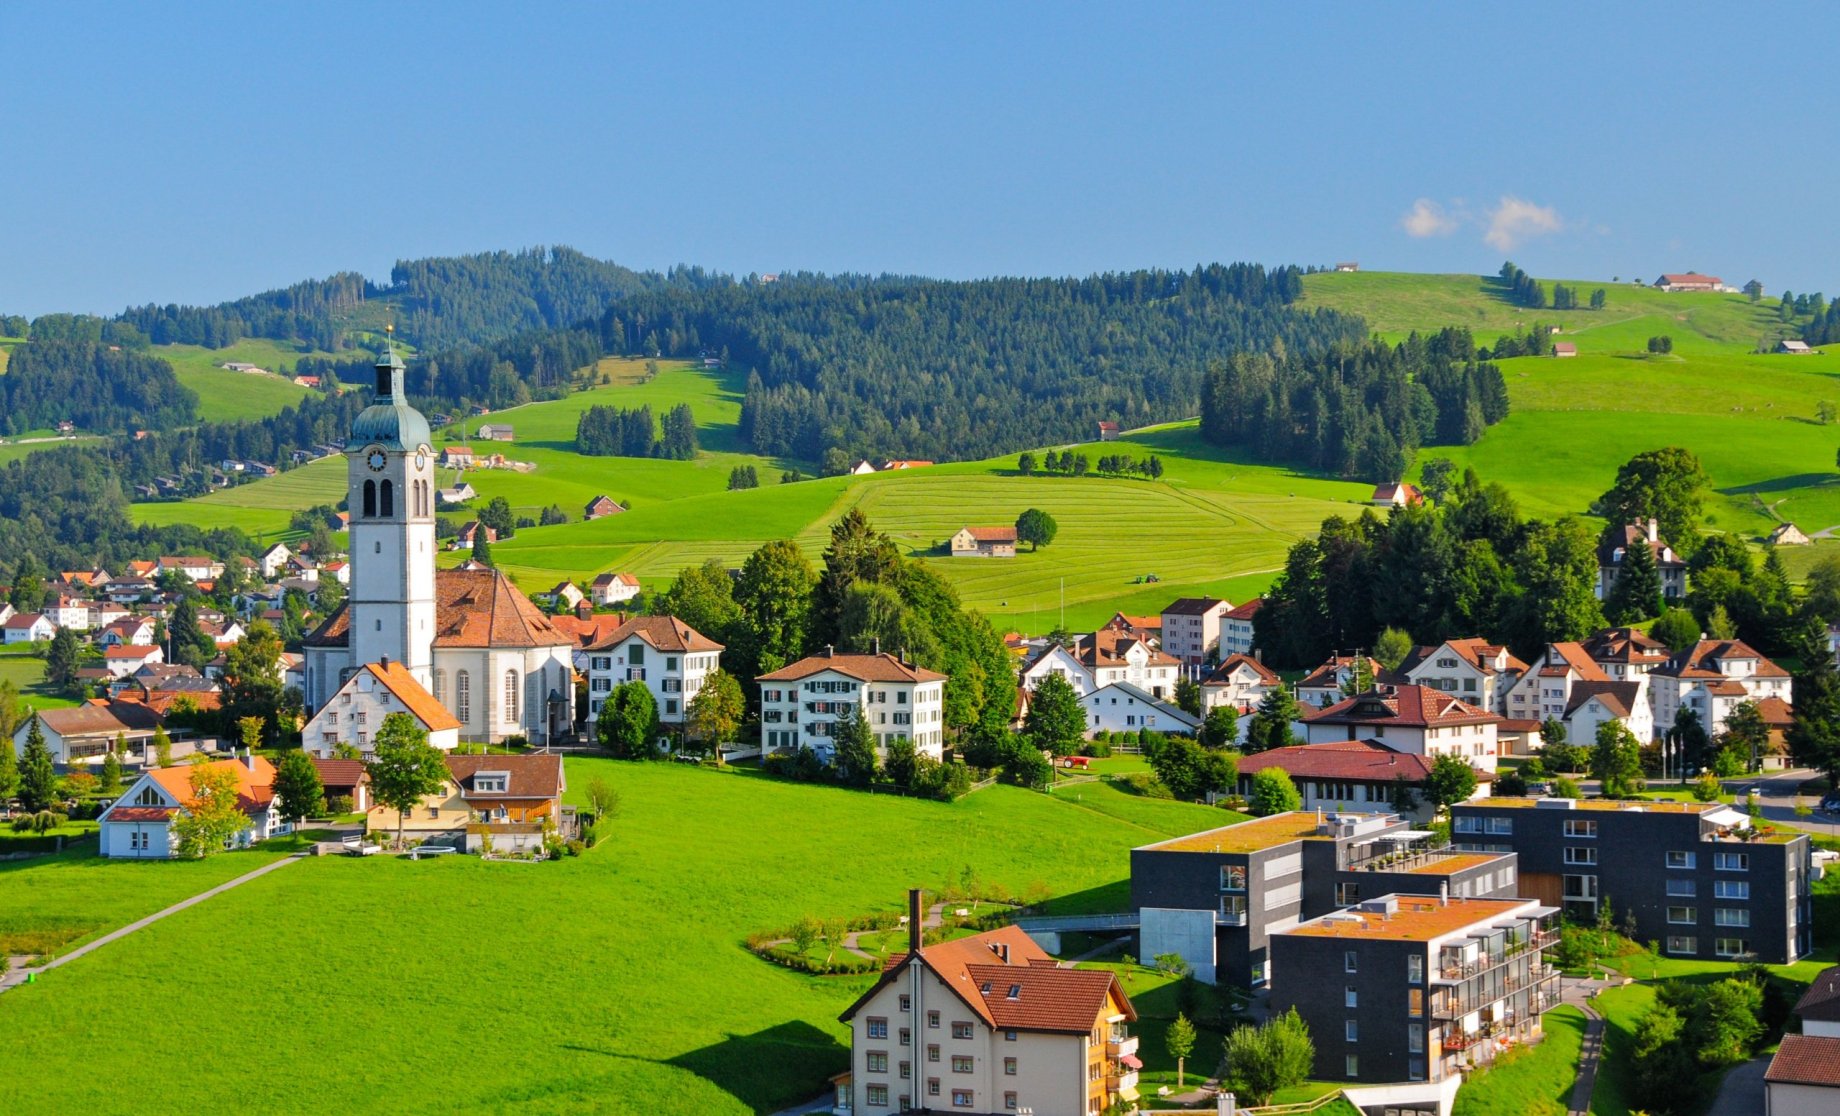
[1588,983,1657,1116]
[0,644,79,710]
[0,758,1237,1114]
[130,455,348,539]
[152,338,338,423]
[1452,1004,1586,1116]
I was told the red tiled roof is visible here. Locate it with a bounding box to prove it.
[589,614,724,654]
[1765,1033,1840,1087]
[1075,628,1180,671]
[144,756,278,815]
[1581,627,1670,665]
[1203,654,1281,686]
[361,662,463,732]
[1298,655,1394,691]
[105,806,176,822]
[1305,685,1501,728]
[306,568,572,650]
[549,612,628,650]
[757,651,946,684]
[1224,598,1264,621]
[309,757,369,790]
[1660,273,1721,285]
[961,526,1018,543]
[445,753,564,800]
[1564,681,1644,720]
[1237,740,1437,783]
[1756,695,1795,727]
[1653,639,1789,681]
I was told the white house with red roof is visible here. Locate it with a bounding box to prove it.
[301,660,463,758]
[103,643,165,679]
[1581,626,1672,681]
[1199,653,1282,711]
[2,612,56,644]
[757,649,947,760]
[1648,639,1791,737]
[1654,272,1723,292]
[1400,637,1528,715]
[97,616,157,648]
[836,892,1139,1116]
[1300,684,1502,771]
[589,571,642,607]
[1503,641,1609,723]
[1295,654,1399,708]
[1080,681,1199,737]
[1233,740,1457,821]
[583,614,724,728]
[97,753,288,858]
[1371,481,1423,508]
[949,525,1017,558]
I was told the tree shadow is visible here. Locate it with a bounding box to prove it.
[1718,473,1840,496]
[665,1020,847,1110]
[1034,878,1133,917]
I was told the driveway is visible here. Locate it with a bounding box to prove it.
[1704,1054,1770,1116]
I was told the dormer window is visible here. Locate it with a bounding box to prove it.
[474,773,510,794]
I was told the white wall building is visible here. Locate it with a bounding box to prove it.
[1080,682,1200,737]
[302,660,462,759]
[97,755,289,858]
[1159,597,1232,668]
[1648,639,1792,737]
[1299,684,1501,772]
[584,615,724,727]
[1401,638,1527,716]
[757,650,947,761]
[1199,653,1282,711]
[1219,598,1262,658]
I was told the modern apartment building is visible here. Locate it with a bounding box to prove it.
[1450,797,1811,964]
[1131,811,1520,987]
[1272,893,1559,1085]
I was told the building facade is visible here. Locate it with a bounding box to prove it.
[757,650,947,761]
[1159,597,1232,668]
[584,615,724,728]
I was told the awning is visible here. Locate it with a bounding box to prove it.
[1120,1054,1143,1069]
[1380,829,1435,841]
[1116,1087,1139,1103]
[1704,807,1749,828]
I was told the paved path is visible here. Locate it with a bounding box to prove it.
[0,852,305,994]
[1566,999,1605,1116]
[1705,1054,1771,1116]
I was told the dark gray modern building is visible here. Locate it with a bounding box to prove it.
[1131,811,1519,987]
[1271,893,1560,1086]
[1450,797,1812,964]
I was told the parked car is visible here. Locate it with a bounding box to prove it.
[1820,794,1840,815]
[1526,782,1552,797]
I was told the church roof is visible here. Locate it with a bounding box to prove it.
[303,568,572,650]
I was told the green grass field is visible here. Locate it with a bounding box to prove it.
[0,759,1234,1114]
[151,338,336,423]
[0,644,79,711]
[1451,1004,1586,1116]
[125,268,1840,631]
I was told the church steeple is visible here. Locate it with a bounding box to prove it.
[374,324,406,399]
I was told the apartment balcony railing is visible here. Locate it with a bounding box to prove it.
[1435,931,1557,981]
[1106,1035,1139,1059]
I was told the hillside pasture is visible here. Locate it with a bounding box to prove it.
[152,338,338,423]
[0,644,79,711]
[130,456,347,540]
[0,759,1231,1114]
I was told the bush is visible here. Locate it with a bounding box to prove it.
[565,839,586,857]
[1115,773,1173,799]
[579,820,600,847]
[326,794,354,814]
[1494,769,1528,796]
[1081,739,1113,758]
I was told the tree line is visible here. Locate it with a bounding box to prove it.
[1,341,197,435]
[1198,327,1510,485]
[1497,261,1604,311]
[1015,449,1165,478]
[574,402,697,459]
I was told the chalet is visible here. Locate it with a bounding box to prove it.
[1299,684,1502,772]
[1770,522,1812,546]
[1371,481,1423,508]
[949,526,1017,559]
[879,459,934,470]
[1200,653,1282,711]
[849,459,878,475]
[590,571,643,607]
[583,494,623,520]
[1655,272,1722,292]
[3,612,56,644]
[1551,341,1577,357]
[837,898,1140,1116]
[1596,519,1687,602]
[309,756,371,811]
[476,423,515,441]
[1097,420,1120,441]
[1778,339,1815,355]
[98,754,289,858]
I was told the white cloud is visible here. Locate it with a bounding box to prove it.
[1400,198,1459,238]
[1483,196,1563,251]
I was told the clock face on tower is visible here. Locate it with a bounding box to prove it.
[415,448,428,470]
[367,449,388,472]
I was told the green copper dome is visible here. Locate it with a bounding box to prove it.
[345,344,429,450]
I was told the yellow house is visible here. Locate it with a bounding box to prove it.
[365,753,566,847]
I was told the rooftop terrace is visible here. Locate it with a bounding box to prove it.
[1143,812,1343,855]
[1286,895,1536,941]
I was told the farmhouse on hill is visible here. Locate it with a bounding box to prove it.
[950,525,1017,558]
[1655,272,1723,292]
[1371,481,1423,508]
[1551,341,1577,357]
[1096,419,1120,441]
[849,459,878,475]
[583,494,623,520]
[476,423,515,441]
[1334,261,1359,272]
[1779,339,1815,355]
[1771,522,1812,546]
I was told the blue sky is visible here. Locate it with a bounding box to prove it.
[4,2,1835,316]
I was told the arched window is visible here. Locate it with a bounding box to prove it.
[419,480,429,516]
[456,671,471,723]
[380,480,394,518]
[505,670,520,722]
[433,670,446,704]
[362,480,376,518]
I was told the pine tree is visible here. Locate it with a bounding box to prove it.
[1245,687,1301,754]
[1604,533,1663,624]
[44,626,81,693]
[471,528,494,567]
[18,716,57,811]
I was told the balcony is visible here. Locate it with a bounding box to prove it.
[1104,1071,1139,1093]
[1435,931,1557,982]
[1107,1034,1139,1059]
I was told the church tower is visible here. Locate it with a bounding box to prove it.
[345,334,437,687]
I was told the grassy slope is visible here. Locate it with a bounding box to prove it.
[0,759,1234,1114]
[152,338,332,423]
[0,644,79,711]
[1452,1004,1586,1116]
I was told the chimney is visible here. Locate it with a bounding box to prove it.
[576,600,592,621]
[243,748,256,772]
[1646,518,1659,543]
[873,636,881,656]
[380,655,391,670]
[825,644,835,658]
[1440,882,1449,906]
[908,889,924,953]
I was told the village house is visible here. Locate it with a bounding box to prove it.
[49,595,92,631]
[1300,685,1502,772]
[1580,626,1671,681]
[1777,339,1815,355]
[442,445,475,469]
[259,543,292,579]
[540,581,586,612]
[1371,482,1423,508]
[1654,272,1722,292]
[476,423,515,441]
[157,556,223,582]
[1219,598,1262,658]
[1199,653,1282,712]
[1399,638,1528,716]
[97,616,156,648]
[1159,597,1233,668]
[1764,967,1840,1115]
[583,614,724,729]
[13,701,169,765]
[436,482,478,506]
[1565,681,1654,745]
[1079,681,1199,737]
[1770,522,1812,545]
[1648,638,1792,737]
[548,610,627,674]
[309,756,372,811]
[1551,341,1577,357]
[1503,642,1610,724]
[583,494,623,520]
[1105,613,1162,643]
[949,526,1017,558]
[103,644,165,679]
[453,521,497,551]
[2,612,56,644]
[1596,519,1687,602]
[757,649,947,761]
[1096,420,1120,441]
[849,459,878,475]
[1296,654,1398,708]
[97,753,289,858]
[590,571,643,607]
[301,660,463,759]
[1024,628,1182,701]
[1234,741,1449,822]
[880,459,934,471]
[836,894,1141,1116]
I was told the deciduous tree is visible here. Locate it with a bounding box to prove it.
[1023,673,1085,756]
[1247,768,1301,816]
[1199,704,1239,749]
[1244,687,1301,754]
[1015,508,1058,551]
[1168,1012,1197,1087]
[598,680,660,759]
[686,669,744,755]
[1221,1008,1314,1106]
[1592,720,1645,797]
[273,748,324,822]
[1593,448,1709,556]
[1424,754,1478,809]
[172,764,250,857]
[369,713,451,849]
